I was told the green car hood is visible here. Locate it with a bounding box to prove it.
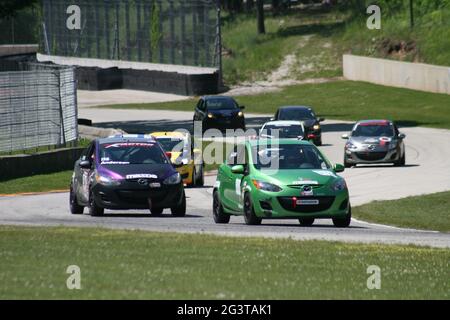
[256,169,339,186]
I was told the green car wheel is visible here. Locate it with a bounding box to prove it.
[244,193,262,225]
[332,206,352,228]
[213,191,230,224]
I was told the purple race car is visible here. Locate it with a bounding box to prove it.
[69,134,186,216]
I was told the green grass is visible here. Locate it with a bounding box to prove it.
[222,10,347,84]
[0,226,448,299]
[0,139,91,157]
[0,171,72,194]
[354,191,450,233]
[341,9,450,68]
[98,80,450,130]
[221,5,450,84]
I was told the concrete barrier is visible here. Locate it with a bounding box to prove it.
[78,125,126,140]
[343,54,450,95]
[0,147,85,181]
[37,54,220,95]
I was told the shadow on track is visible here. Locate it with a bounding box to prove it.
[231,222,368,229]
[93,116,272,135]
[101,213,204,218]
[351,164,420,169]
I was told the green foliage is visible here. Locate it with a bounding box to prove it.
[413,0,450,15]
[222,14,296,83]
[221,10,349,84]
[339,0,450,17]
[339,1,450,65]
[150,1,162,56]
[0,0,37,18]
[0,2,40,44]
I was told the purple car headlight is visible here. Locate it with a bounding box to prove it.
[163,172,181,185]
[95,172,121,186]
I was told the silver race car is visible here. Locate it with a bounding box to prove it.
[342,120,406,167]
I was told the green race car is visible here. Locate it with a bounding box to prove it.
[213,139,351,227]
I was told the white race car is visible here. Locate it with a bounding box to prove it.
[259,120,305,140]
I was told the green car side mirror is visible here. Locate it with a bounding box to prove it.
[231,165,245,174]
[334,164,345,173]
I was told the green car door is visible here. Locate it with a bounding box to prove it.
[218,145,246,213]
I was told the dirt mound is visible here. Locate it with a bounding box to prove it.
[378,39,418,61]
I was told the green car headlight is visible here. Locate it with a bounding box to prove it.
[252,180,282,192]
[331,179,347,191]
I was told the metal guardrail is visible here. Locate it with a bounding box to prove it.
[0,63,78,153]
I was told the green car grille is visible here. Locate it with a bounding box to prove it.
[277,196,335,213]
[287,184,324,189]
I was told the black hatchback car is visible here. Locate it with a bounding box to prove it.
[69,135,186,217]
[193,96,246,132]
[272,106,324,146]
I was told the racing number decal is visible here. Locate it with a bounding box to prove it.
[235,179,241,196]
[82,171,90,200]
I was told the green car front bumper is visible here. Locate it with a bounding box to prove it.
[248,185,350,219]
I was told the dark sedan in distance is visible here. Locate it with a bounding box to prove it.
[193,96,246,132]
[271,106,324,146]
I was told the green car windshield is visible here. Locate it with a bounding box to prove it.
[252,144,330,170]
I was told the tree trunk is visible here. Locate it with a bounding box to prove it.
[256,0,265,34]
[246,0,254,13]
[232,0,243,13]
[271,0,280,15]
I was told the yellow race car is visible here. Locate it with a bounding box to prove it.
[151,131,204,187]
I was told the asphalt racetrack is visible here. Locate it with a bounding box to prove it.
[1,109,449,248]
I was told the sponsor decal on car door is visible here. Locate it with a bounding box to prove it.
[81,170,90,203]
[219,165,237,211]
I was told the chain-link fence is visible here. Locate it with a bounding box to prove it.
[41,0,221,68]
[0,63,78,153]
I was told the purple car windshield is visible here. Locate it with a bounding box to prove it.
[99,142,169,165]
